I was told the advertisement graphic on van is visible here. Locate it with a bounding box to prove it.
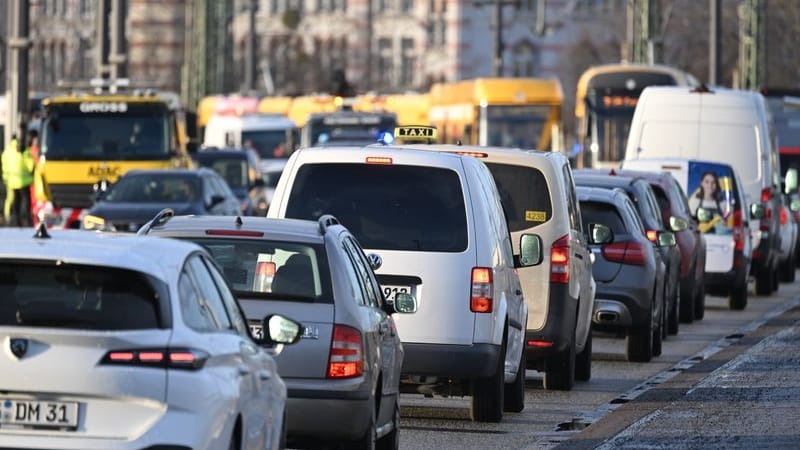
[687,161,739,235]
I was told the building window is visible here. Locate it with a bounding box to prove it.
[373,0,385,13]
[512,43,536,77]
[400,0,413,12]
[377,38,392,88]
[400,38,415,87]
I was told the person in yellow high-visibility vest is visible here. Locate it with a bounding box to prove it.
[1,134,35,227]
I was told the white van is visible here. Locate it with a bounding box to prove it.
[622,158,753,309]
[624,86,782,295]
[203,113,297,160]
[268,145,534,422]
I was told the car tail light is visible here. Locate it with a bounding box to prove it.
[253,261,276,292]
[761,187,772,203]
[327,325,364,379]
[602,241,647,266]
[366,156,393,165]
[101,348,208,370]
[527,340,553,348]
[781,206,788,225]
[732,209,746,252]
[550,235,570,284]
[645,230,658,243]
[470,267,493,313]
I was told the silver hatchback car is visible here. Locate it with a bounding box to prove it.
[143,214,418,449]
[0,226,300,450]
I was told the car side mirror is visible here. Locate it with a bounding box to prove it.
[588,223,614,245]
[657,230,677,247]
[785,168,798,194]
[791,198,800,212]
[391,292,418,314]
[207,194,225,209]
[366,253,382,271]
[750,203,766,220]
[518,234,544,267]
[669,216,688,232]
[696,207,713,223]
[252,177,266,189]
[259,314,302,346]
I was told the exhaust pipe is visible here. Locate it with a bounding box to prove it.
[596,311,620,324]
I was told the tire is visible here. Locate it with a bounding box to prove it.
[229,423,241,450]
[771,261,780,292]
[729,276,748,311]
[756,263,772,295]
[376,402,400,450]
[693,278,706,321]
[471,337,505,422]
[626,305,653,363]
[679,280,696,324]
[503,345,526,413]
[575,330,592,382]
[652,313,663,358]
[780,254,796,282]
[543,339,575,391]
[668,286,680,335]
[352,401,377,450]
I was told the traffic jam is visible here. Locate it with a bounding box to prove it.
[2,77,800,450]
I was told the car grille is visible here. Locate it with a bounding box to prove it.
[51,184,95,209]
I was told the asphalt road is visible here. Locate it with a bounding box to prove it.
[398,279,800,450]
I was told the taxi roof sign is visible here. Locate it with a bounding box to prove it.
[394,126,437,142]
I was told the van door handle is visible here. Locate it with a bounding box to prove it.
[574,253,584,260]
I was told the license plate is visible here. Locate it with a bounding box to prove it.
[249,323,264,340]
[0,399,79,428]
[381,285,411,301]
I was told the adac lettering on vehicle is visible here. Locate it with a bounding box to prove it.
[88,165,121,178]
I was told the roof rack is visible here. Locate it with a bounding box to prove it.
[691,84,714,94]
[318,214,340,234]
[33,222,51,239]
[137,208,175,235]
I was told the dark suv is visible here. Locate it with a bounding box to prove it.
[193,148,269,216]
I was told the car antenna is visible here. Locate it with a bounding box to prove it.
[235,216,243,227]
[33,222,51,239]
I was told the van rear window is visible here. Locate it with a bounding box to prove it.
[0,263,162,329]
[286,163,468,252]
[485,162,552,232]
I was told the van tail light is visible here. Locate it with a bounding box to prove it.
[645,230,658,243]
[761,187,772,203]
[101,348,209,370]
[780,206,788,225]
[550,235,570,284]
[470,267,493,313]
[732,209,745,252]
[602,241,647,266]
[327,325,364,379]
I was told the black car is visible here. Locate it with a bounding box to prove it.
[577,186,669,362]
[193,148,269,216]
[82,168,241,232]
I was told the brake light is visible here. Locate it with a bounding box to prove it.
[781,206,788,225]
[602,241,647,266]
[527,340,553,348]
[366,156,393,165]
[732,209,745,252]
[205,229,264,237]
[646,230,658,243]
[470,267,493,312]
[761,187,772,203]
[550,235,570,284]
[101,348,208,370]
[327,325,364,378]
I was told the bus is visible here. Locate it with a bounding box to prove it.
[301,109,397,147]
[428,77,563,151]
[354,92,431,127]
[575,63,699,168]
[760,87,800,178]
[35,83,192,229]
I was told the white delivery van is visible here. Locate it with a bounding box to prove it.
[268,145,533,422]
[624,86,782,295]
[203,113,297,160]
[622,158,753,310]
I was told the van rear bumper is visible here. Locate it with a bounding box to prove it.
[401,343,500,379]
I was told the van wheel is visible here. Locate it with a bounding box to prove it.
[575,330,592,382]
[543,340,575,391]
[729,276,748,310]
[626,305,653,363]
[755,264,772,295]
[693,279,706,320]
[780,254,796,282]
[771,261,780,292]
[652,314,663,357]
[471,338,505,422]
[503,346,526,413]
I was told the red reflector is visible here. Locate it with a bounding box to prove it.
[366,156,393,165]
[256,261,276,276]
[761,187,772,203]
[205,229,264,237]
[527,340,553,348]
[169,352,197,363]
[781,206,788,225]
[138,352,165,362]
[108,352,134,362]
[646,230,658,242]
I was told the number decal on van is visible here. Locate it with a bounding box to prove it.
[525,210,547,222]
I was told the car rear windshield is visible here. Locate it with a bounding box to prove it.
[0,263,162,329]
[191,239,333,302]
[580,201,628,236]
[485,162,552,231]
[285,163,468,252]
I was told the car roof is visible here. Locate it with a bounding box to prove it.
[396,143,567,165]
[0,228,198,282]
[124,168,215,177]
[574,170,644,188]
[195,148,250,159]
[576,185,627,203]
[291,144,471,167]
[147,215,327,244]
